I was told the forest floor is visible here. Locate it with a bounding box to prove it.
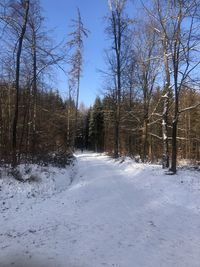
[0,152,200,267]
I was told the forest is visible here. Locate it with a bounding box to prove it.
[0,0,200,175]
[1,1,200,266]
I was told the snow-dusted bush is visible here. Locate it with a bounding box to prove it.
[32,152,74,168]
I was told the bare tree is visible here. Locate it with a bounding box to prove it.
[144,0,200,173]
[8,0,30,166]
[106,0,130,157]
[25,0,66,157]
[134,19,160,162]
[67,8,88,149]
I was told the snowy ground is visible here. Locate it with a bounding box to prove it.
[1,153,200,267]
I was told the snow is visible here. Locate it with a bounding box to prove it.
[1,152,200,267]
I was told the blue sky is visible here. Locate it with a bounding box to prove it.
[40,0,137,107]
[40,0,110,107]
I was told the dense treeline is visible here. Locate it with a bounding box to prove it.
[0,0,200,175]
[0,81,74,164]
[86,88,200,162]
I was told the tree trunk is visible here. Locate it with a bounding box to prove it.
[12,0,30,167]
[162,93,169,168]
[32,30,37,156]
[170,79,179,173]
[162,37,170,169]
[171,119,178,173]
[73,74,80,150]
[142,116,148,162]
[114,116,119,158]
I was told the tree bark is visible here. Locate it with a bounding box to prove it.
[32,28,37,156]
[162,92,169,168]
[12,0,30,167]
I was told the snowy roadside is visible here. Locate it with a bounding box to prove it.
[0,153,200,267]
[0,160,77,215]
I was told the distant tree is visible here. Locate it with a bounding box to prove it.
[67,8,89,149]
[102,92,116,154]
[89,97,104,152]
[134,19,160,162]
[106,0,131,157]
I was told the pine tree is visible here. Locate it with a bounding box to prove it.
[89,97,104,152]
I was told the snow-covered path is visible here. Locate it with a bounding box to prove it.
[1,153,200,266]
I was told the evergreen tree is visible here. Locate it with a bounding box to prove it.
[89,97,104,152]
